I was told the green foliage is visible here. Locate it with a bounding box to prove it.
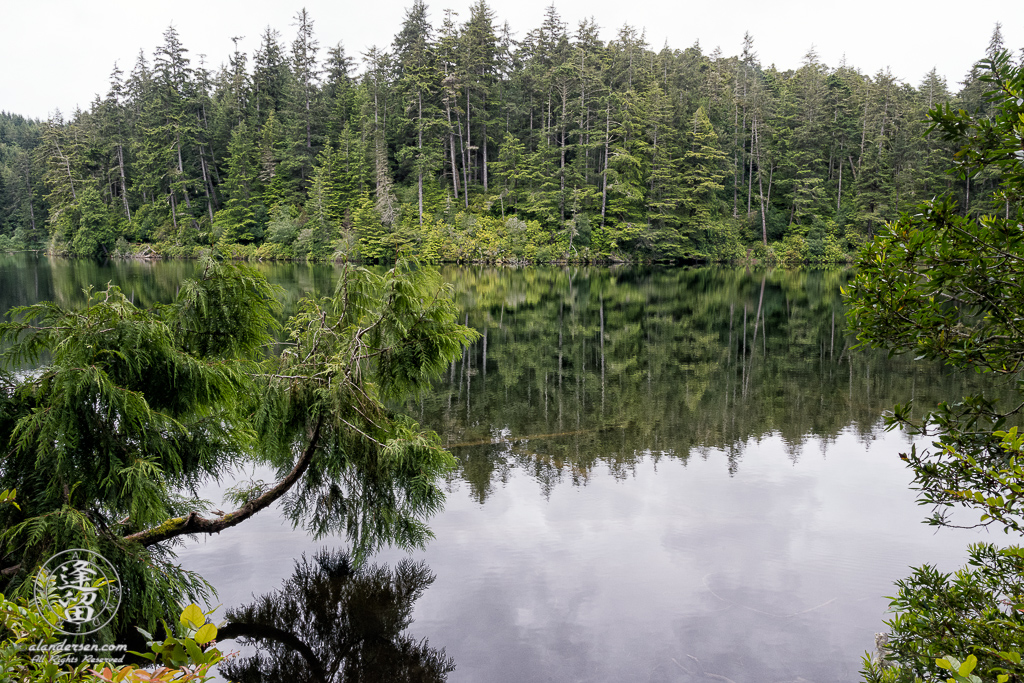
[353,192,389,261]
[4,8,985,263]
[934,655,1013,683]
[1,594,92,682]
[0,257,476,630]
[264,205,301,246]
[2,593,225,683]
[93,603,227,682]
[845,51,1024,683]
[266,264,479,555]
[69,187,121,259]
[213,122,264,245]
[874,544,1024,681]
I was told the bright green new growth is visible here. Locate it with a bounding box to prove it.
[0,255,477,633]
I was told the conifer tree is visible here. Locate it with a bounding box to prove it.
[394,0,441,225]
[323,42,357,138]
[214,121,262,243]
[289,8,321,179]
[460,0,499,192]
[38,109,83,242]
[645,82,684,254]
[252,28,291,125]
[680,106,727,242]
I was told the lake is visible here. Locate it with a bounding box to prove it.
[0,255,996,682]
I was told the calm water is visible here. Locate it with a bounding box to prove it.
[0,255,1000,682]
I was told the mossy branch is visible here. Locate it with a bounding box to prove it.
[124,417,322,547]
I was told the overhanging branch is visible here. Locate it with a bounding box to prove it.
[123,417,323,548]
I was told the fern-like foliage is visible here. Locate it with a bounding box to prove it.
[0,256,475,634]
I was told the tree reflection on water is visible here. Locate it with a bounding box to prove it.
[220,550,454,683]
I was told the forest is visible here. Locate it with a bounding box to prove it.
[0,3,1011,263]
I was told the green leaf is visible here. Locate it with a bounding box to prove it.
[184,637,205,664]
[180,603,205,630]
[194,622,217,645]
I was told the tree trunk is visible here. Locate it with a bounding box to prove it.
[482,92,489,193]
[859,84,869,168]
[650,124,658,194]
[446,103,460,200]
[117,143,131,220]
[547,93,552,146]
[305,85,312,150]
[754,119,768,245]
[466,89,473,183]
[580,49,588,182]
[732,98,739,217]
[126,418,322,546]
[54,138,76,201]
[197,149,214,223]
[746,124,755,216]
[169,192,178,231]
[459,114,469,208]
[560,129,567,222]
[418,91,424,225]
[601,101,610,227]
[23,167,36,233]
[836,152,843,212]
[175,133,193,212]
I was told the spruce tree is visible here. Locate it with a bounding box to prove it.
[214,121,262,243]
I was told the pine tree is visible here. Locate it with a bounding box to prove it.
[460,0,499,192]
[304,149,341,257]
[289,8,321,180]
[214,121,262,243]
[98,63,133,222]
[353,191,389,260]
[603,86,649,250]
[394,0,441,225]
[252,28,291,125]
[788,47,830,225]
[680,106,727,240]
[142,26,202,240]
[38,109,84,243]
[644,82,685,255]
[323,42,357,138]
[493,132,527,213]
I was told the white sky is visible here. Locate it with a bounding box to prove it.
[2,0,1022,121]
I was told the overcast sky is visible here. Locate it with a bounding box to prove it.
[2,0,1022,121]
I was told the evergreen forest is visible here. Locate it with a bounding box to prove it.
[0,4,1013,263]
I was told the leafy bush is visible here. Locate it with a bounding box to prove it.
[1,595,227,683]
[0,234,22,253]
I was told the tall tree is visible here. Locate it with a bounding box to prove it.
[290,8,321,168]
[679,106,727,246]
[460,0,499,192]
[214,121,262,243]
[394,0,440,225]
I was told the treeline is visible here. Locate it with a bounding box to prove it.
[0,6,1013,262]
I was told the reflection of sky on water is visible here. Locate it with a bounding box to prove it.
[0,256,992,681]
[181,426,984,683]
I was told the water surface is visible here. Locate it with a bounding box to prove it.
[0,255,1001,682]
